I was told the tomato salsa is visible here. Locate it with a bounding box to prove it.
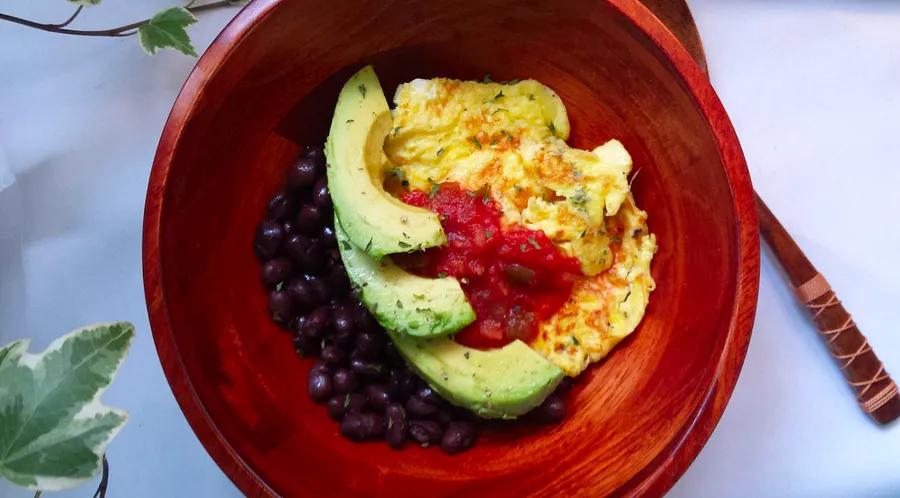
[395,183,582,349]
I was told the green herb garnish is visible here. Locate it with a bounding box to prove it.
[547,121,557,136]
[468,136,481,149]
[436,147,444,157]
[358,84,367,97]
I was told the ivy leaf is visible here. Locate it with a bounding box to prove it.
[138,7,198,56]
[0,322,134,491]
[66,0,102,5]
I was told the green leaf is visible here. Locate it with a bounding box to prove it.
[0,322,134,491]
[138,7,198,56]
[67,0,101,5]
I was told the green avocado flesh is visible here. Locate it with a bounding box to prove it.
[325,65,446,259]
[335,217,474,338]
[388,332,563,419]
[336,220,562,418]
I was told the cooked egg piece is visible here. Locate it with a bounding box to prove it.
[385,77,656,376]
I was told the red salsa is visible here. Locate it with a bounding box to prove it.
[395,183,582,349]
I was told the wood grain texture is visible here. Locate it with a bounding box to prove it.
[142,0,758,496]
[756,196,900,424]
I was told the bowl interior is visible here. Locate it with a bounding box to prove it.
[147,1,752,496]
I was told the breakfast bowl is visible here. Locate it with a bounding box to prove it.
[143,0,759,496]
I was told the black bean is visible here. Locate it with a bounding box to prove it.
[268,290,294,324]
[385,404,407,449]
[295,204,324,235]
[388,367,416,401]
[287,157,318,190]
[307,370,332,402]
[384,342,404,366]
[350,358,385,379]
[416,386,441,406]
[435,408,454,427]
[355,305,378,332]
[285,234,312,263]
[408,420,443,446]
[267,191,299,221]
[320,345,344,365]
[332,368,358,394]
[346,393,367,412]
[406,396,438,418]
[254,220,284,260]
[310,360,332,376]
[286,279,319,309]
[534,394,566,423]
[327,394,347,421]
[302,145,326,172]
[326,248,342,266]
[332,305,356,335]
[326,265,350,292]
[301,241,327,275]
[320,225,337,246]
[354,331,383,360]
[313,177,332,210]
[340,412,367,441]
[293,333,318,356]
[360,412,386,438]
[440,421,475,454]
[365,384,391,412]
[261,257,294,288]
[333,328,356,348]
[305,306,331,339]
[557,377,575,393]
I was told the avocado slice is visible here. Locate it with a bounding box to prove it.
[325,66,446,258]
[335,217,474,337]
[336,219,562,418]
[388,332,563,419]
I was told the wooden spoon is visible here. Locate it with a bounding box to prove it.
[643,0,900,424]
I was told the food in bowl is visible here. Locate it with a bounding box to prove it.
[255,66,656,452]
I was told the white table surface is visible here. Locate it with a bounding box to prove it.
[1,1,899,496]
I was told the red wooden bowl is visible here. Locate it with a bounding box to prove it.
[143,0,759,496]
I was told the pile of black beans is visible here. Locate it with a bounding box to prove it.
[254,144,569,454]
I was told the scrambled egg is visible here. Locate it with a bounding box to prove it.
[385,78,656,376]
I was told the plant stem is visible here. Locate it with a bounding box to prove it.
[0,1,237,38]
[91,454,110,498]
[33,491,41,498]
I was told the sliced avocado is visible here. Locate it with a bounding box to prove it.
[325,65,446,258]
[335,217,474,337]
[336,218,562,418]
[388,331,564,419]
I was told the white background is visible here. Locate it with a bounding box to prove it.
[0,1,898,496]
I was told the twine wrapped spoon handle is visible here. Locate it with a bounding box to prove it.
[756,194,900,424]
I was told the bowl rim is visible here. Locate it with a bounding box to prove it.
[142,0,759,496]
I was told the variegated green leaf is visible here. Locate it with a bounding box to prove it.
[137,7,198,56]
[0,322,134,491]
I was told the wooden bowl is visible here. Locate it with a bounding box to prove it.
[143,0,759,496]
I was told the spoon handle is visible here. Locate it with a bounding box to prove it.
[755,193,900,424]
